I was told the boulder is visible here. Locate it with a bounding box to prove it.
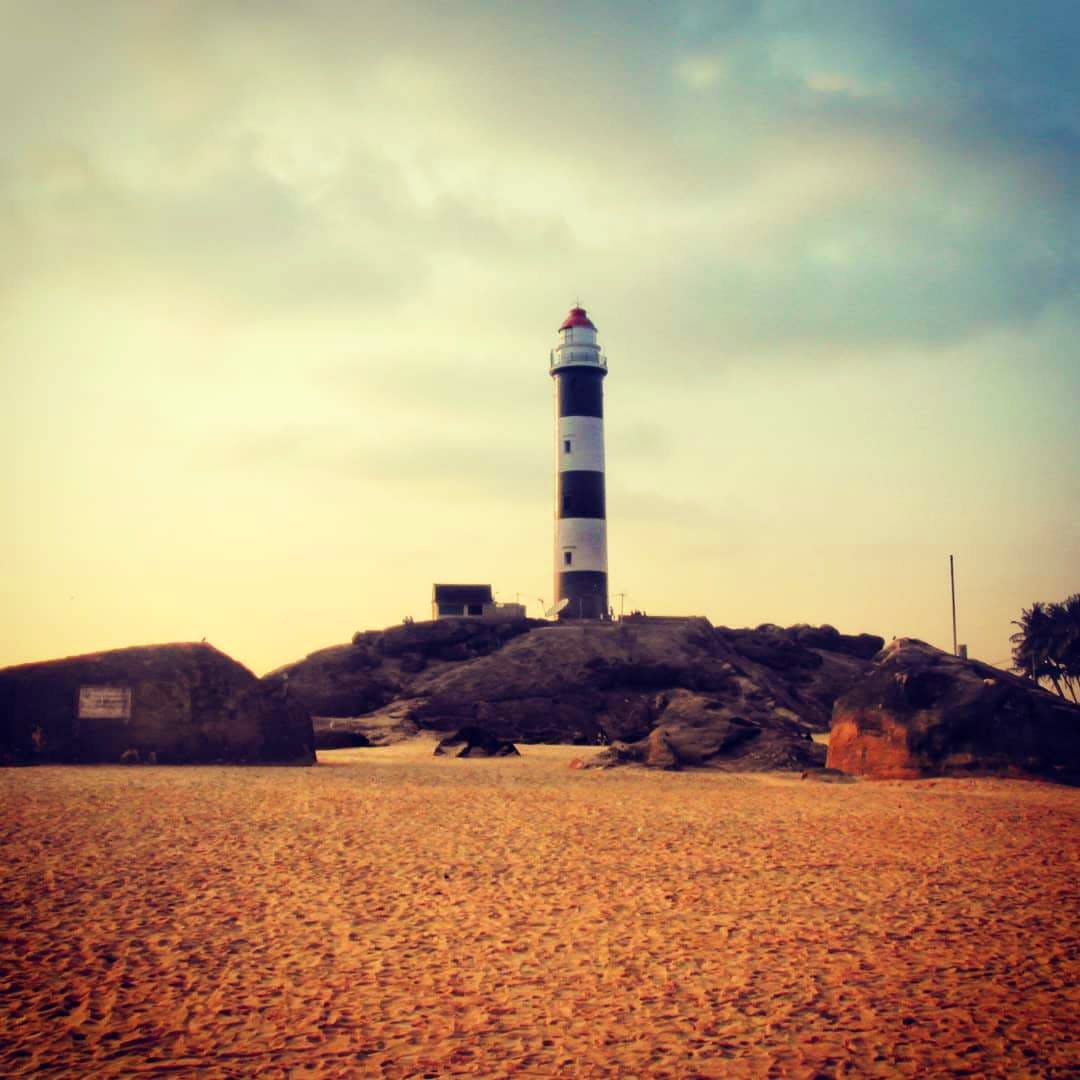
[586,688,825,772]
[715,625,884,730]
[0,643,313,765]
[261,618,543,726]
[312,704,420,748]
[312,719,372,750]
[369,616,541,659]
[787,624,885,661]
[262,643,399,720]
[433,727,520,758]
[827,639,1080,782]
[647,689,762,764]
[642,727,680,769]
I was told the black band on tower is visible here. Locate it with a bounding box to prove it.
[558,471,605,519]
[558,571,608,620]
[557,370,605,418]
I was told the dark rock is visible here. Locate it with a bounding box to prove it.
[264,618,544,726]
[409,620,735,740]
[598,692,656,743]
[717,730,824,771]
[650,690,764,765]
[828,639,1080,782]
[724,633,823,672]
[262,617,879,771]
[782,624,885,661]
[436,643,475,663]
[715,624,877,730]
[433,727,520,758]
[374,617,541,659]
[403,619,875,766]
[313,704,420,748]
[0,643,314,765]
[262,643,399,720]
[312,720,372,750]
[586,686,825,772]
[642,727,680,770]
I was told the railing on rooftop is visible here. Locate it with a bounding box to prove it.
[550,349,608,370]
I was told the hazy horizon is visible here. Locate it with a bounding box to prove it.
[3,1,1077,676]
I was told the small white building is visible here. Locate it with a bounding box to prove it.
[431,584,527,620]
[432,583,492,619]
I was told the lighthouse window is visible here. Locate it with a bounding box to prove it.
[563,439,571,454]
[564,551,573,566]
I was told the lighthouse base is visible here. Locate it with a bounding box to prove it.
[557,571,608,620]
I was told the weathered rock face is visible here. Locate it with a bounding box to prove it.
[433,727,520,758]
[261,619,543,721]
[312,704,420,748]
[0,644,314,765]
[261,643,398,720]
[828,639,1080,782]
[587,688,826,772]
[407,619,737,743]
[715,624,884,730]
[265,616,880,770]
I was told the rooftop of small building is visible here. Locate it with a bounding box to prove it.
[432,583,494,604]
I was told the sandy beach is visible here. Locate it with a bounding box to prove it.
[1,740,1077,1078]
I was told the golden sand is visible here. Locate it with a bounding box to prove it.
[2,739,1078,1078]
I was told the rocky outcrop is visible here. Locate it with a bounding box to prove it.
[263,616,881,770]
[433,727,520,758]
[715,624,884,730]
[312,704,419,748]
[827,639,1080,782]
[261,643,398,721]
[0,644,313,765]
[261,618,543,721]
[587,688,826,771]
[406,619,735,743]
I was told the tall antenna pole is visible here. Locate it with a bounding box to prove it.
[949,554,958,656]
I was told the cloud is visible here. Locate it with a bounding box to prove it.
[5,0,1077,366]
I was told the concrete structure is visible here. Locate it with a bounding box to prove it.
[486,602,527,620]
[432,586,527,621]
[550,306,608,619]
[432,584,493,619]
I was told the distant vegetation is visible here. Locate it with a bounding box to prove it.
[1011,594,1080,702]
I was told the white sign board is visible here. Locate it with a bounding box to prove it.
[78,686,132,720]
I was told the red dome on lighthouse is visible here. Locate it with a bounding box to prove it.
[559,306,596,331]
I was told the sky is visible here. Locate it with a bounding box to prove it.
[2,0,1077,676]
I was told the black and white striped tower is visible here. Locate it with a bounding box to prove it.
[550,305,608,619]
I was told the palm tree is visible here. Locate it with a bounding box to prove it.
[1011,594,1080,701]
[1056,593,1080,700]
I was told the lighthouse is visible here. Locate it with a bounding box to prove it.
[550,305,609,619]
